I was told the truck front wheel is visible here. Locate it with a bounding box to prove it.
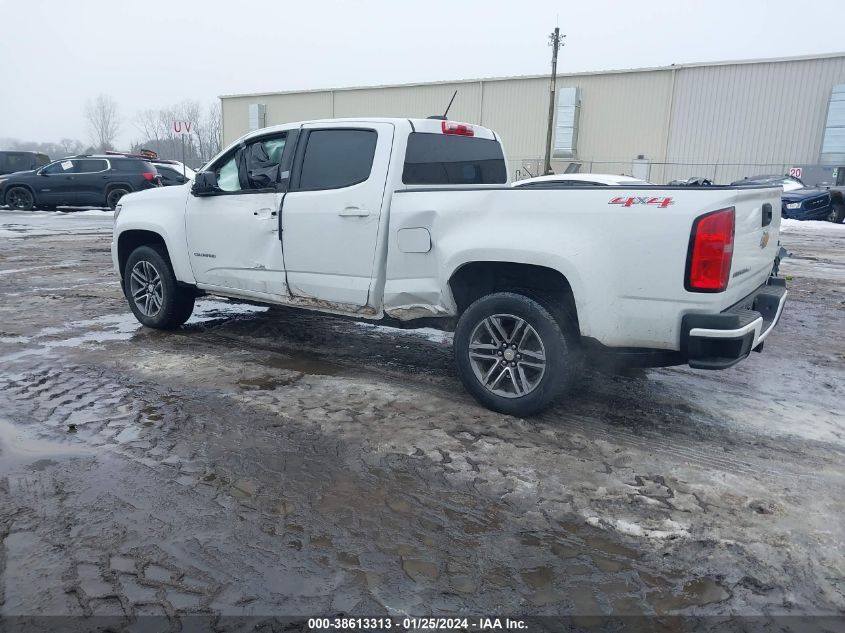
[124,245,195,329]
[828,203,845,224]
[454,292,579,417]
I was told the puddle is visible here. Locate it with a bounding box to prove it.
[0,418,93,470]
[262,354,340,377]
[0,299,271,364]
[649,577,731,613]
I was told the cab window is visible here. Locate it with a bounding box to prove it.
[213,133,287,193]
[215,156,241,192]
[41,160,76,175]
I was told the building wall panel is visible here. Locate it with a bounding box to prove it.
[222,92,332,145]
[665,56,845,182]
[334,82,482,124]
[221,54,845,183]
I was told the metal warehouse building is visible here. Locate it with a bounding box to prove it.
[220,52,845,184]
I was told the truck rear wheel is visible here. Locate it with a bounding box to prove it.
[454,292,579,417]
[124,245,194,329]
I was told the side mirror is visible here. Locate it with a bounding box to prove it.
[191,171,218,196]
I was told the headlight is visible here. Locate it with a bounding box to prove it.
[114,204,122,221]
[785,202,801,210]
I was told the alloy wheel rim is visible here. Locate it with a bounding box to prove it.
[468,313,546,398]
[129,260,163,317]
[10,190,31,208]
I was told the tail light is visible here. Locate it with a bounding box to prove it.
[141,172,157,181]
[685,207,735,292]
[441,120,474,136]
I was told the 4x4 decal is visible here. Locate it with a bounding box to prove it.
[609,196,674,208]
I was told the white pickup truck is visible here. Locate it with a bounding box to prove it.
[112,117,787,416]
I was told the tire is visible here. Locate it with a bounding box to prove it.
[107,187,130,210]
[827,203,845,224]
[5,187,35,211]
[454,292,579,417]
[124,245,195,329]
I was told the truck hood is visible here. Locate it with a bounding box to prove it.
[120,182,191,206]
[0,169,37,179]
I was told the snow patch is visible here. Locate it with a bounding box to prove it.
[585,515,690,540]
[57,209,114,217]
[354,321,453,344]
[780,219,845,233]
[186,299,269,324]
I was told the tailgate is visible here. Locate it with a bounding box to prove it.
[721,186,782,304]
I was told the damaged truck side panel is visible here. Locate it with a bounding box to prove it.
[113,117,787,416]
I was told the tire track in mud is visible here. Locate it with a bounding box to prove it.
[160,320,839,487]
[0,361,748,618]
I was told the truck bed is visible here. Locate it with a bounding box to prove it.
[385,185,782,351]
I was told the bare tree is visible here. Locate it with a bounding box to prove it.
[85,94,120,152]
[59,138,84,156]
[131,100,221,167]
[201,101,222,159]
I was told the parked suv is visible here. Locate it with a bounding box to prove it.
[0,150,50,175]
[0,155,162,211]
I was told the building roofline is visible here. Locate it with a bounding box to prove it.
[219,51,845,100]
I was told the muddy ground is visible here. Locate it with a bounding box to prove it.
[0,210,843,630]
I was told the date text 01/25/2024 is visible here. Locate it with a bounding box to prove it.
[307,617,528,630]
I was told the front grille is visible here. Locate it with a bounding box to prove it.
[804,195,831,210]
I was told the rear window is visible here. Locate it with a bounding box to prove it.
[402,133,507,185]
[74,159,108,173]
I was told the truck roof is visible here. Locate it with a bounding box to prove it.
[240,117,498,143]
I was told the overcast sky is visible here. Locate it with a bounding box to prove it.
[2,0,843,148]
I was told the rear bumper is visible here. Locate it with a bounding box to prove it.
[681,277,788,370]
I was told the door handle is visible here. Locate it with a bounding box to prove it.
[339,206,370,217]
[253,207,277,217]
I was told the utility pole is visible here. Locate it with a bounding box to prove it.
[544,27,564,175]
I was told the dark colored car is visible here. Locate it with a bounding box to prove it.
[0,155,162,211]
[105,152,196,186]
[730,174,832,221]
[788,164,845,223]
[0,150,50,175]
[147,161,194,186]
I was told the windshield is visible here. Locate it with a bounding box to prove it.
[780,178,804,192]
